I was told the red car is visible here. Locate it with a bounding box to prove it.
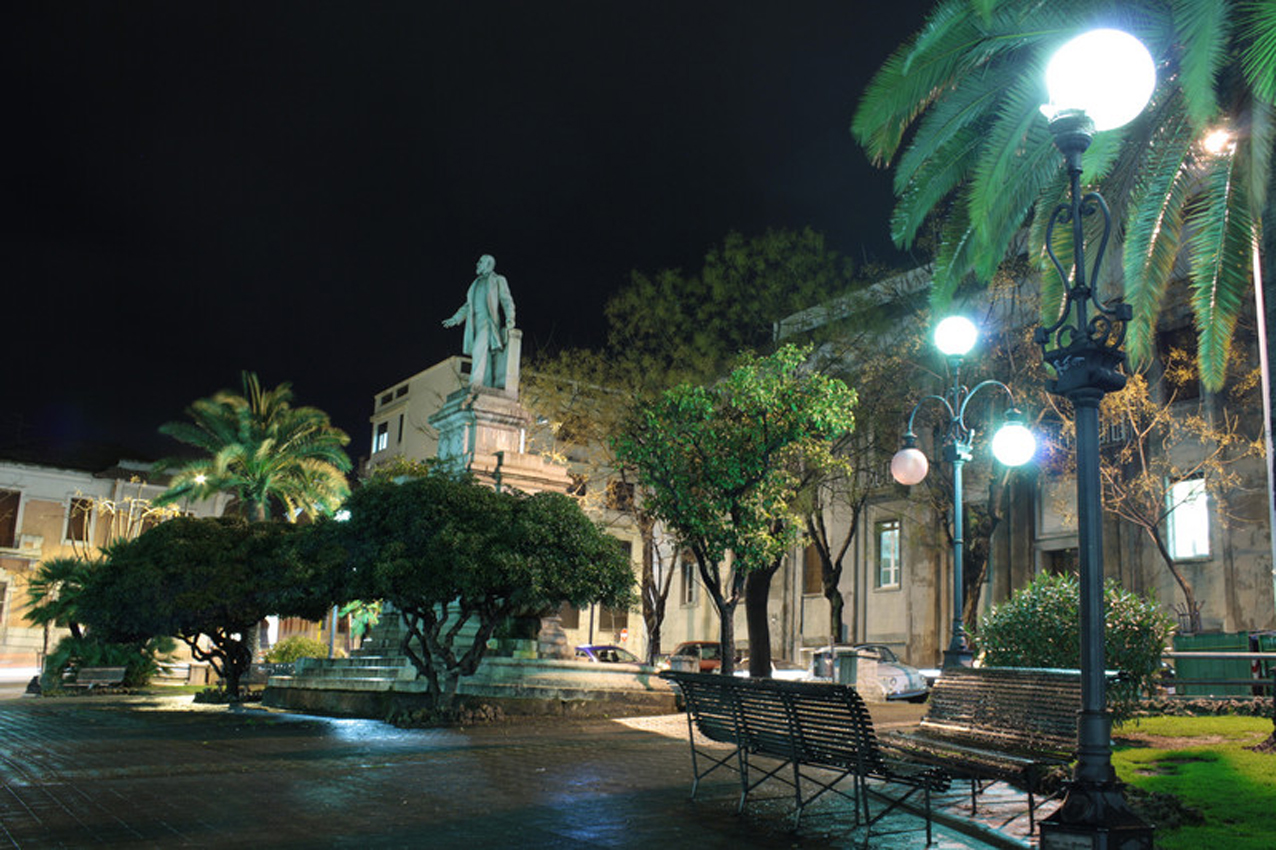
[671,641,733,673]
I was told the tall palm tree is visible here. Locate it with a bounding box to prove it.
[156,372,352,522]
[852,0,1275,391]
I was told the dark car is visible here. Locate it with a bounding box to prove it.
[575,644,641,664]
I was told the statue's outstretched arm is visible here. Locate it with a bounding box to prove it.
[442,303,467,328]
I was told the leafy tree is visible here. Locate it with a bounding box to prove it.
[1043,344,1264,631]
[156,371,352,522]
[79,517,327,698]
[852,0,1276,391]
[614,345,856,676]
[526,228,869,663]
[328,472,634,714]
[976,572,1176,721]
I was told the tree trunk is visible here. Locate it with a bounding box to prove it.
[1149,527,1202,632]
[698,555,739,676]
[745,559,782,677]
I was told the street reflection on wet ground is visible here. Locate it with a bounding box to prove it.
[0,694,1027,849]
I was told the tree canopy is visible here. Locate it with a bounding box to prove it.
[614,344,856,674]
[79,516,326,697]
[328,472,634,711]
[156,371,352,522]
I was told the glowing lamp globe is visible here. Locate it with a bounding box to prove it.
[1044,29,1155,131]
[991,412,1037,467]
[890,447,930,486]
[934,316,978,357]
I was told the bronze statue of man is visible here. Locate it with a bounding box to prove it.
[442,254,516,389]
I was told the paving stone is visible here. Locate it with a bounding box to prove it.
[0,693,1046,848]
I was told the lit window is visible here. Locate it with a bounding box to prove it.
[0,489,19,548]
[372,421,389,453]
[1167,478,1209,559]
[877,520,900,588]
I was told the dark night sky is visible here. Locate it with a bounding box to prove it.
[3,1,934,465]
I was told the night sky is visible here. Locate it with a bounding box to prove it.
[4,1,934,466]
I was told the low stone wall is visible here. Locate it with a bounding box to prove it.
[262,655,677,719]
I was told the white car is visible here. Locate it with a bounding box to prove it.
[811,644,930,701]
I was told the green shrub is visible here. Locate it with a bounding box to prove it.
[40,634,176,690]
[265,635,330,663]
[976,572,1175,721]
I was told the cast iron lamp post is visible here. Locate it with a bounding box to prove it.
[890,315,1036,668]
[1034,28,1156,850]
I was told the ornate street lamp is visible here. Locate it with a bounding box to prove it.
[1035,28,1156,850]
[891,315,1036,668]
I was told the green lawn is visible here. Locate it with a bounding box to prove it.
[1112,715,1276,850]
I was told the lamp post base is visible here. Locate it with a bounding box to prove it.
[1039,779,1154,850]
[941,647,973,669]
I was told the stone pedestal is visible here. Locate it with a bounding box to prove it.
[428,387,571,496]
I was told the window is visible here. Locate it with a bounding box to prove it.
[802,544,823,595]
[373,421,389,453]
[65,497,93,543]
[876,520,900,588]
[395,386,408,398]
[0,489,19,548]
[397,414,404,445]
[1167,478,1210,559]
[380,392,393,406]
[680,552,697,606]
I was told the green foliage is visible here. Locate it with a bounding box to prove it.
[26,556,95,639]
[339,599,382,641]
[40,633,175,690]
[79,516,326,697]
[852,0,1276,389]
[156,371,352,521]
[264,635,330,663]
[614,344,856,673]
[976,572,1175,721]
[326,472,634,711]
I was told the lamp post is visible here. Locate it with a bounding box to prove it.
[891,316,1036,668]
[1035,28,1156,850]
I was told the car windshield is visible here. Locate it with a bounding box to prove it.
[592,647,639,663]
[700,645,721,660]
[867,646,898,663]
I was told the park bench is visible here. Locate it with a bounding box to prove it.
[64,666,127,691]
[660,670,950,845]
[881,666,1086,833]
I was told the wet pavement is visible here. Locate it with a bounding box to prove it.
[0,691,1046,849]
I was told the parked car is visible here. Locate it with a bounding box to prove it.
[810,643,930,701]
[734,658,810,680]
[575,644,641,664]
[670,640,744,672]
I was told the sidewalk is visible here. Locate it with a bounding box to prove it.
[0,692,1043,849]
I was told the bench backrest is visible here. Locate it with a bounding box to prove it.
[662,671,881,774]
[920,667,1081,754]
[73,667,127,684]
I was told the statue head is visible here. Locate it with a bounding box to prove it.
[476,254,496,275]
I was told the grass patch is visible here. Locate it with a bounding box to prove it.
[1112,715,1276,849]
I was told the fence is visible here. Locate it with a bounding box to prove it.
[1161,651,1276,698]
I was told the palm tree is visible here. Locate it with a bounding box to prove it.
[25,556,94,640]
[852,0,1275,391]
[156,372,352,522]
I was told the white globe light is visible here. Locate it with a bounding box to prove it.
[934,316,978,357]
[992,421,1037,467]
[890,447,930,486]
[1044,29,1155,131]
